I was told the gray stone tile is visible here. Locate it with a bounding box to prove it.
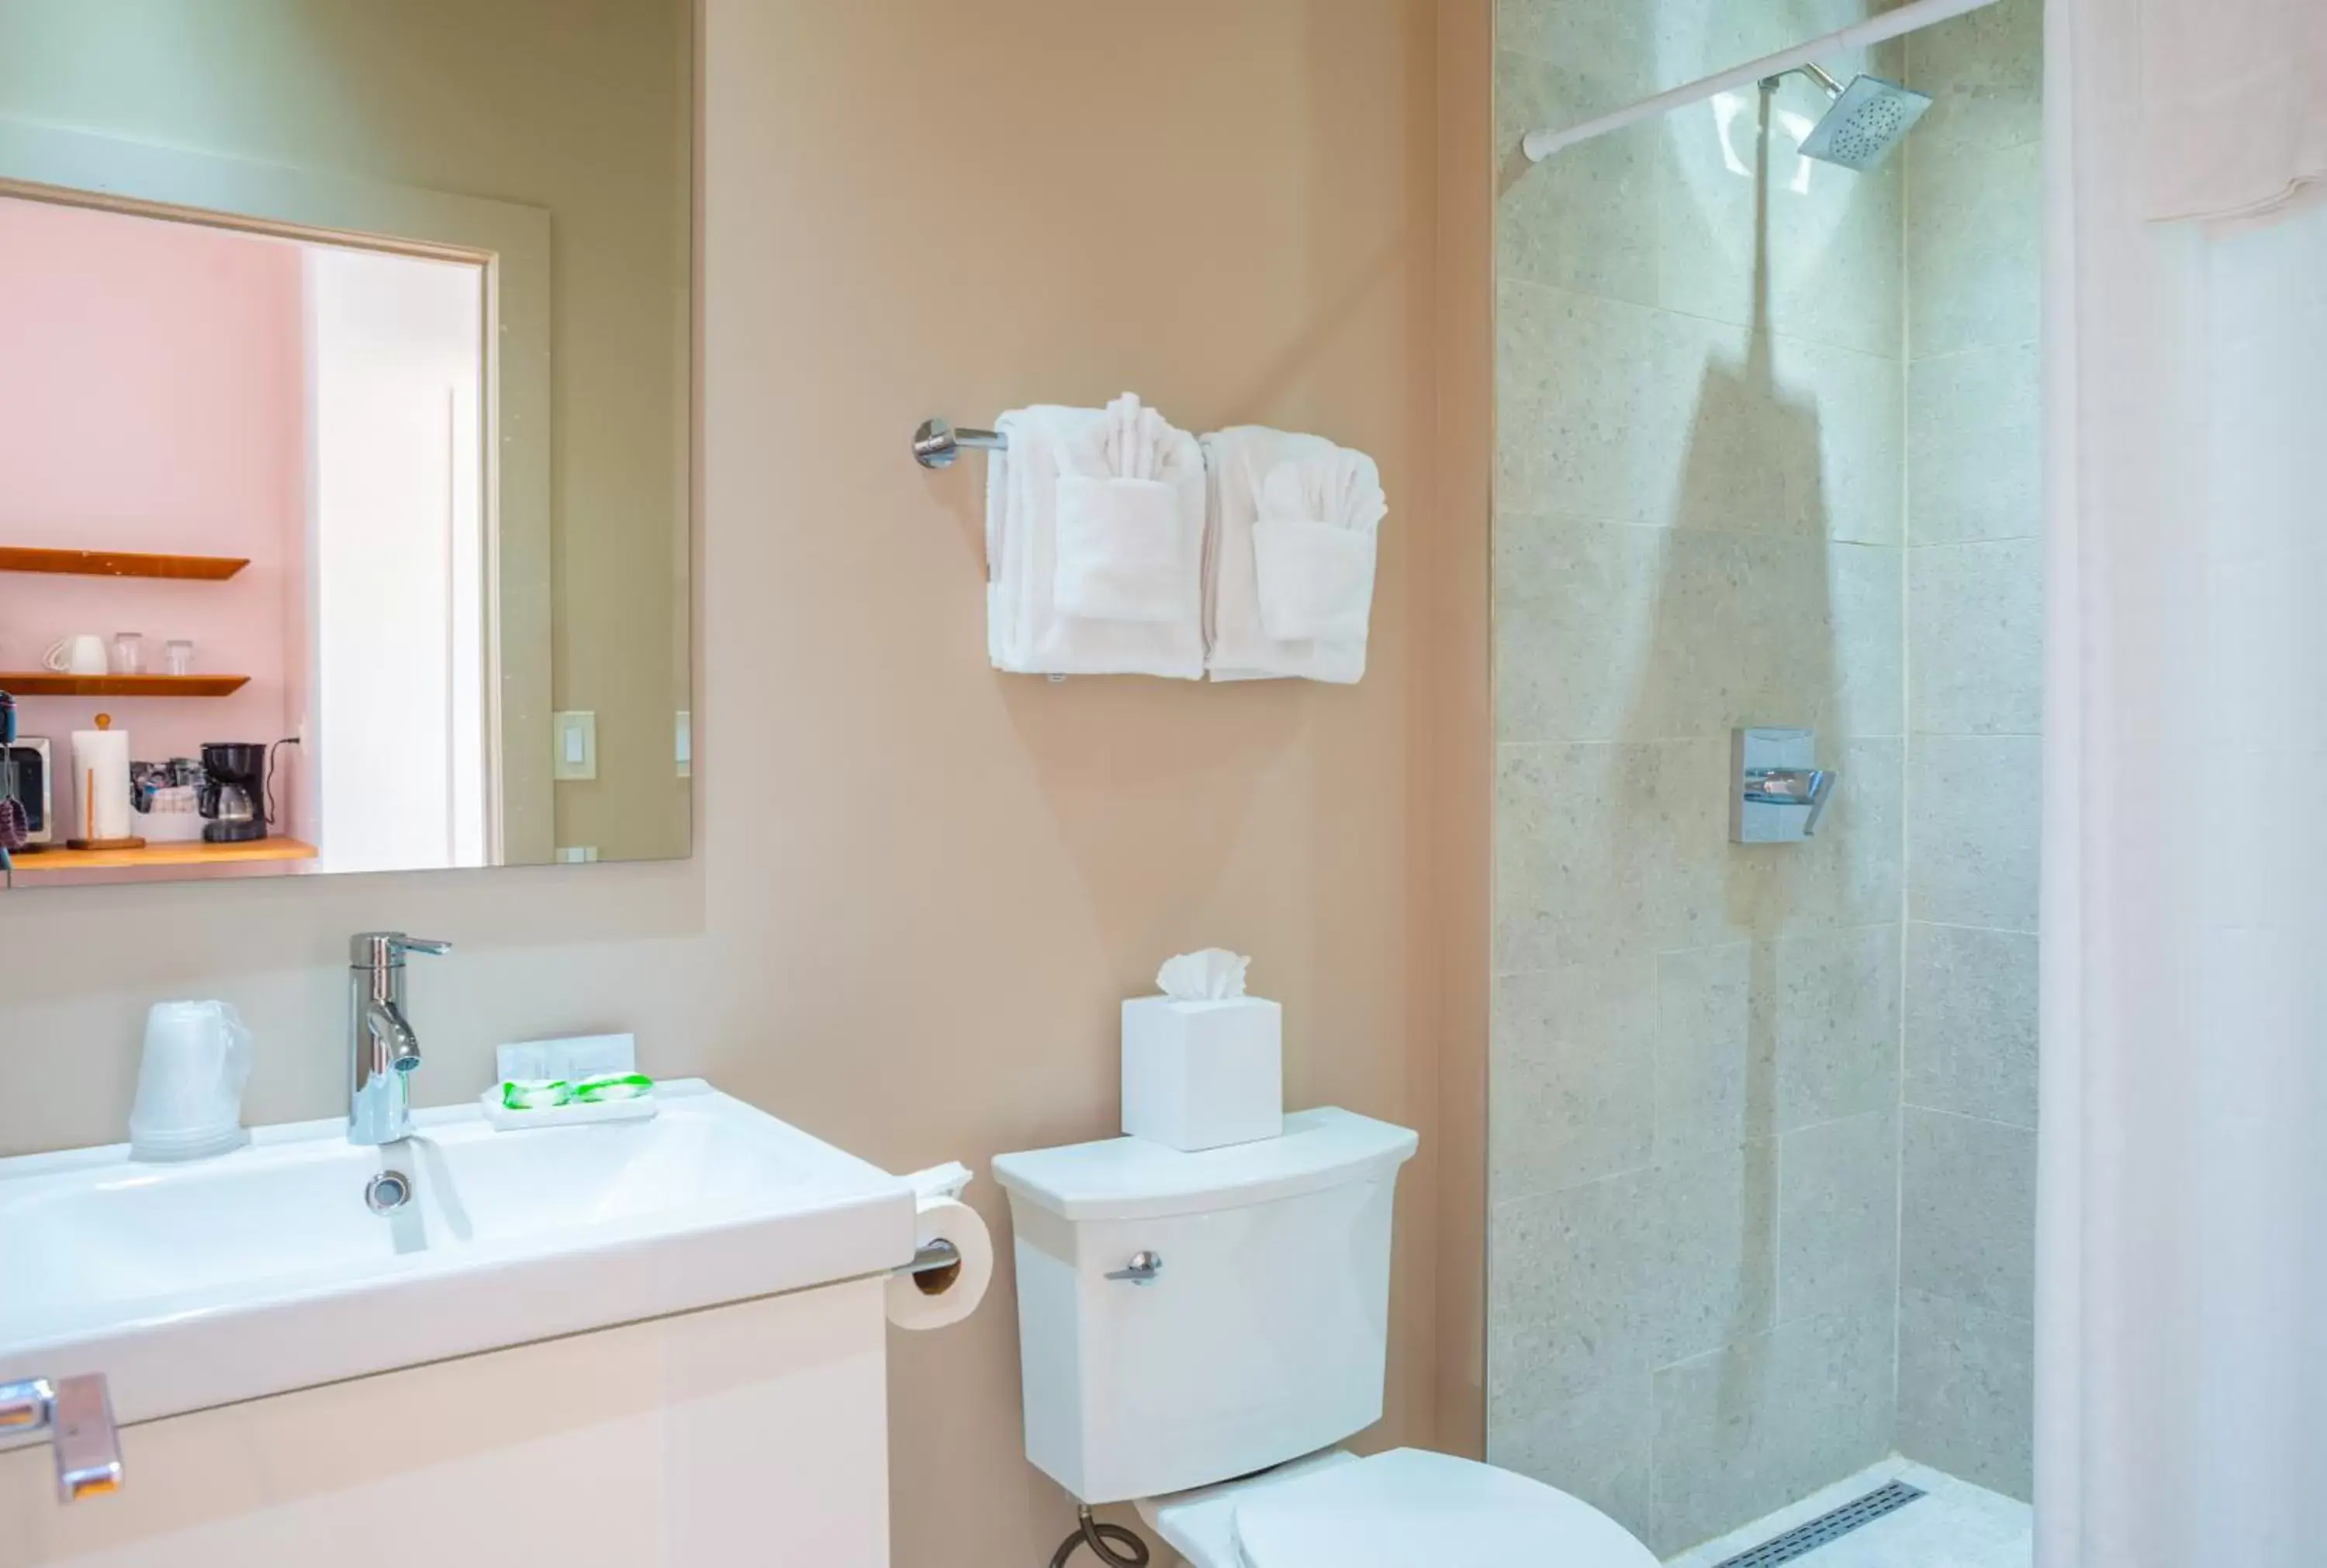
[1487,1366,1657,1539]
[1905,0,2044,154]
[1642,1138,1780,1366]
[1496,51,1665,311]
[1826,541,1906,737]
[1684,2,1910,79]
[1492,514,1901,745]
[1904,921,2038,1127]
[1778,1109,1899,1327]
[1907,734,2041,931]
[1717,333,1902,545]
[1910,409,2041,546]
[1910,538,2044,736]
[1649,1310,1895,1556]
[1910,340,2042,438]
[1497,280,1723,525]
[1907,136,2043,358]
[1901,1107,2037,1318]
[1491,959,1658,1199]
[1493,744,1551,976]
[1908,341,2042,548]
[1492,513,1659,745]
[1656,943,1776,1157]
[1495,0,1664,115]
[1488,1176,1653,1418]
[1899,1287,2035,1501]
[1493,738,1742,969]
[1495,281,1900,544]
[1774,924,1901,1130]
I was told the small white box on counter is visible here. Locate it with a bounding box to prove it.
[1120,996,1283,1152]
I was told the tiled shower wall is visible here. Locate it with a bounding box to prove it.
[1489,2,1909,1554]
[1489,0,2045,1552]
[1897,0,2044,1501]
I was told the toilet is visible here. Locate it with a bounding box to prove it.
[991,1108,1659,1568]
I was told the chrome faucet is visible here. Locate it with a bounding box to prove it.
[1,1375,123,1502]
[348,931,451,1145]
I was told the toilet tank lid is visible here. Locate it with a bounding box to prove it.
[991,1108,1418,1222]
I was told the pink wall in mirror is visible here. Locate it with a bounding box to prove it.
[0,195,304,825]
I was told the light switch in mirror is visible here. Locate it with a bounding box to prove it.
[0,0,692,885]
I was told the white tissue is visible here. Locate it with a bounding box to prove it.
[1157,948,1251,1001]
[885,1162,993,1332]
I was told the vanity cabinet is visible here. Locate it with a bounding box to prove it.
[0,1282,891,1568]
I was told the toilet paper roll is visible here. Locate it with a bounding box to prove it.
[885,1193,993,1332]
[71,723,131,841]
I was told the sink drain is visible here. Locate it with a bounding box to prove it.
[365,1169,413,1214]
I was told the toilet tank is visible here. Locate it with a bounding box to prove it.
[991,1107,1419,1505]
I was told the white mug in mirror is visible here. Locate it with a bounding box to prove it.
[0,2,692,884]
[43,635,107,677]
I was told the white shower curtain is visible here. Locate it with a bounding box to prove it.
[2038,4,2327,1566]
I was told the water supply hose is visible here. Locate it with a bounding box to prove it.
[1048,1505,1151,1568]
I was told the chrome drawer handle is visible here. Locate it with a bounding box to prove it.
[1,1374,123,1503]
[1105,1251,1164,1286]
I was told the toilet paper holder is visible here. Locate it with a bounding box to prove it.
[899,1239,960,1277]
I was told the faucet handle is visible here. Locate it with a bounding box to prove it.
[350,932,453,966]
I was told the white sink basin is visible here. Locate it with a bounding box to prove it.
[0,1080,916,1428]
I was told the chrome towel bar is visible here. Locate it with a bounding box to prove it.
[912,417,1007,469]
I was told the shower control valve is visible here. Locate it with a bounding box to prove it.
[1733,727,1839,843]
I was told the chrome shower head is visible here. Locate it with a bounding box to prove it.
[1765,63,1934,171]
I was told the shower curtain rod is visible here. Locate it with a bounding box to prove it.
[1520,0,2000,162]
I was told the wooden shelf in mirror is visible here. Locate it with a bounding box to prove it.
[0,673,250,697]
[0,547,251,581]
[11,838,317,874]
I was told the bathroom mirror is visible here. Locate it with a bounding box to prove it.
[0,0,692,883]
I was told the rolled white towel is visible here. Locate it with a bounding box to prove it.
[1202,427,1387,684]
[987,395,1206,678]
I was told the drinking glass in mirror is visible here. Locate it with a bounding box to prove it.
[0,0,692,883]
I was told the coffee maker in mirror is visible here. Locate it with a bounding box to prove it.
[196,744,275,845]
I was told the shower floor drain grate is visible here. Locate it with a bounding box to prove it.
[1708,1480,1928,1568]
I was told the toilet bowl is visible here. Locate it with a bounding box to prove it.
[1137,1449,1658,1568]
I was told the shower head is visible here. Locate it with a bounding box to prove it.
[1765,62,1933,171]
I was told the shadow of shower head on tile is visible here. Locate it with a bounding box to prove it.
[1617,82,1847,944]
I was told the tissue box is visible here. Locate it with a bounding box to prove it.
[1121,996,1283,1152]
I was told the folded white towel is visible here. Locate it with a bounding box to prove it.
[1201,427,1387,684]
[987,395,1206,678]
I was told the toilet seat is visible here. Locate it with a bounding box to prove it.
[1227,1449,1658,1568]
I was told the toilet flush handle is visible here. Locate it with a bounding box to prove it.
[1104,1251,1164,1286]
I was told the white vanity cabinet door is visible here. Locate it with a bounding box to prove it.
[0,1280,891,1568]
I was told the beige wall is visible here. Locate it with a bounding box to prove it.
[0,4,1490,1563]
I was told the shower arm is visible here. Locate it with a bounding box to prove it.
[1519,0,1997,162]
[1761,61,1846,98]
